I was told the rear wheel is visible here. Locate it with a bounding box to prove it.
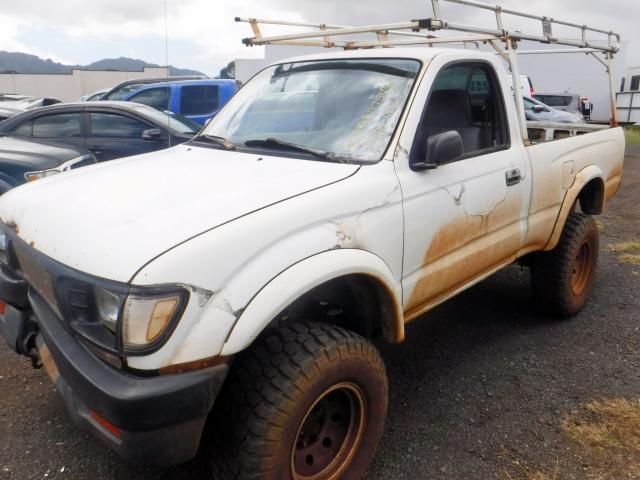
[207,321,388,480]
[531,212,599,317]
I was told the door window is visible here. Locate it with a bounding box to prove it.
[13,121,33,136]
[179,85,219,115]
[411,63,509,164]
[28,113,82,138]
[89,113,151,138]
[128,87,170,110]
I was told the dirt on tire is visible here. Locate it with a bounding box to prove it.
[205,321,388,480]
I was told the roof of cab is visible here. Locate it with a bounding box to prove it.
[269,47,496,65]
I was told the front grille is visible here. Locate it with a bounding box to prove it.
[58,277,93,323]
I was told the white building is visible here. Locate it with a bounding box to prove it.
[617,66,640,124]
[0,67,169,103]
[236,42,628,124]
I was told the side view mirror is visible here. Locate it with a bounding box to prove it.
[411,130,463,171]
[142,128,163,141]
[533,105,546,113]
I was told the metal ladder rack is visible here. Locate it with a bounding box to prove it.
[236,0,622,139]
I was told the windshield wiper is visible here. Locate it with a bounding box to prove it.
[244,138,348,163]
[195,134,237,150]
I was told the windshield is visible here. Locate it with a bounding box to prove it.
[202,58,421,163]
[131,106,201,134]
[105,83,149,101]
[535,95,573,107]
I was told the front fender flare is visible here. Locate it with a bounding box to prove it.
[220,249,403,356]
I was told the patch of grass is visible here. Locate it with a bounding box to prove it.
[625,126,640,145]
[561,398,640,477]
[499,449,559,480]
[608,238,640,265]
[500,398,640,479]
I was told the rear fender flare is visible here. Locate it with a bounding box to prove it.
[544,165,603,251]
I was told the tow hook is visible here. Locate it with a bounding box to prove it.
[24,331,42,369]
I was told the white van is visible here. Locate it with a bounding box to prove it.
[507,74,535,97]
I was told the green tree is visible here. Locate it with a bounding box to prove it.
[218,61,235,79]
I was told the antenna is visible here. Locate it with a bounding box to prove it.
[164,0,169,78]
[163,0,172,148]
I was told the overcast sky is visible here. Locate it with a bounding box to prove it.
[1,0,637,76]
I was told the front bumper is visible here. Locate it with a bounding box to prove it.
[0,252,229,467]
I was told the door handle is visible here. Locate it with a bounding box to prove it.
[505,168,522,186]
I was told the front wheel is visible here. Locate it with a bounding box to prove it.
[207,321,388,480]
[531,212,599,317]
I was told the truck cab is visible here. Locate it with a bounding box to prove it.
[124,79,240,125]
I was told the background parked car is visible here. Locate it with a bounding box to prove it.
[0,133,96,193]
[101,75,208,101]
[0,101,201,161]
[507,74,536,97]
[0,94,33,102]
[0,106,23,122]
[0,97,62,121]
[123,79,240,125]
[523,96,582,123]
[80,88,109,102]
[534,93,592,121]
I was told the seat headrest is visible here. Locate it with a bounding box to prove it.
[423,90,473,128]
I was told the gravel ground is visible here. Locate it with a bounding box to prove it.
[1,147,639,480]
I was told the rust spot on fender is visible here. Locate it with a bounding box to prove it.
[605,164,623,201]
[367,273,404,343]
[159,355,228,375]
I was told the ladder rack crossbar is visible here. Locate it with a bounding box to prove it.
[445,0,619,40]
[236,0,620,54]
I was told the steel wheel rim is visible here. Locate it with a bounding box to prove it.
[291,382,366,480]
[571,240,593,296]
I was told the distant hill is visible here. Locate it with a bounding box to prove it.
[0,51,204,76]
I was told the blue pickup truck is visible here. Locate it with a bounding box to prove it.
[123,79,240,126]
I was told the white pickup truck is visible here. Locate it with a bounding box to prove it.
[0,46,625,479]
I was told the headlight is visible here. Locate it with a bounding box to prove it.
[122,294,183,350]
[95,286,120,333]
[69,282,187,355]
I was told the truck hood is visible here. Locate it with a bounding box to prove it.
[0,144,359,282]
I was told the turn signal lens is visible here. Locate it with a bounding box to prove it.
[147,298,179,342]
[122,294,181,350]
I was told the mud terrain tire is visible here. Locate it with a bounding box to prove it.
[531,212,599,317]
[207,321,388,480]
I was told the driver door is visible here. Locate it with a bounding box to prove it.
[395,58,530,320]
